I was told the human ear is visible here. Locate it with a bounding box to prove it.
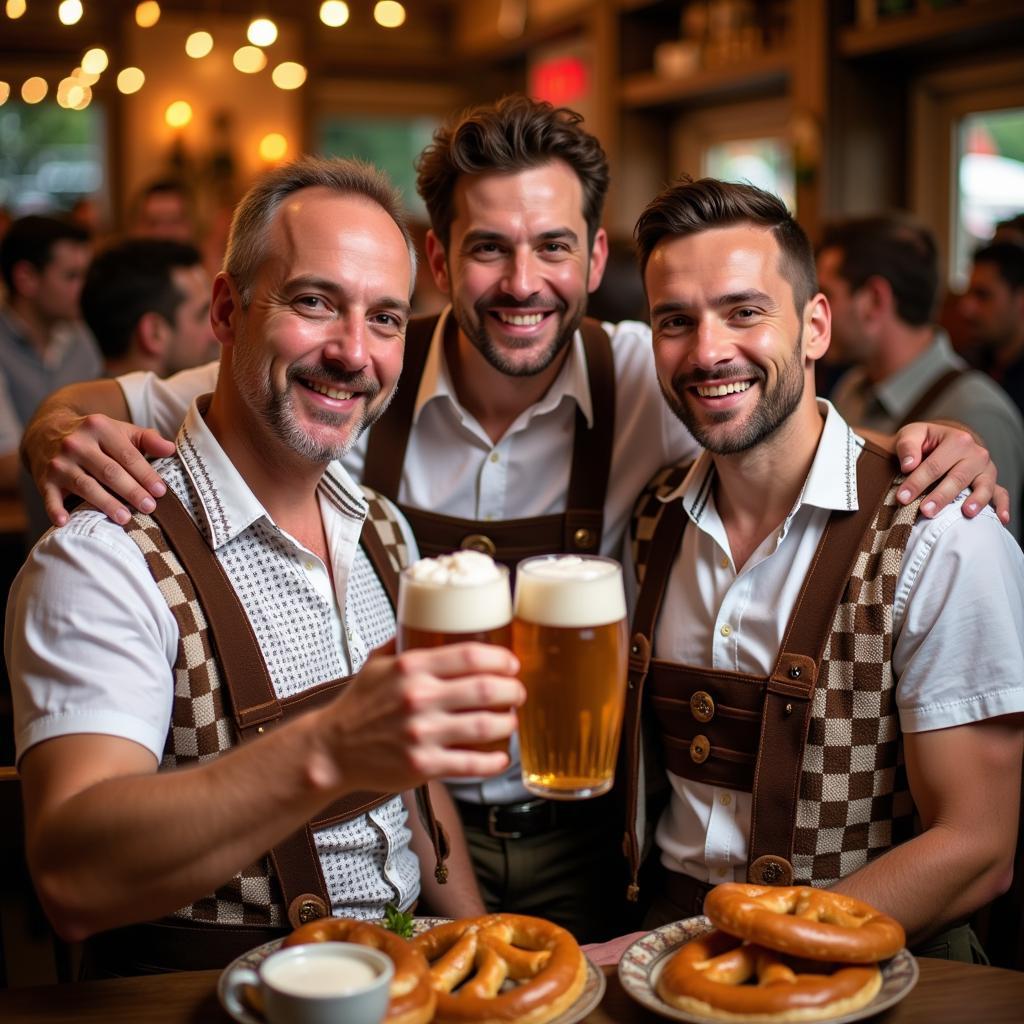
[425,230,451,295]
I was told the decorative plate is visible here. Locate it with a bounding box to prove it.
[617,916,919,1024]
[218,917,606,1024]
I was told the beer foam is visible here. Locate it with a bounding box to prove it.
[400,551,511,632]
[514,555,626,627]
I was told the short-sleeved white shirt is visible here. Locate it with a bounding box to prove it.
[636,401,1024,885]
[6,399,423,919]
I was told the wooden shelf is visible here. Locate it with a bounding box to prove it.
[839,2,1024,57]
[620,48,791,109]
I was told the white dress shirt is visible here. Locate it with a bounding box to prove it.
[119,309,700,805]
[637,401,1024,884]
[6,399,423,918]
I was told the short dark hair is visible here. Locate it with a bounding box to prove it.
[817,213,939,326]
[80,239,203,360]
[634,177,816,313]
[416,94,610,248]
[0,214,90,294]
[972,241,1024,291]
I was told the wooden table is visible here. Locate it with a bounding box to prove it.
[1,959,1022,1023]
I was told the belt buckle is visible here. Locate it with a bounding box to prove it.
[487,804,523,840]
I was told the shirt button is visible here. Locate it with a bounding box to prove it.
[720,793,732,807]
[720,624,732,637]
[716,867,728,878]
[720,557,729,569]
[489,451,500,463]
[304,560,316,572]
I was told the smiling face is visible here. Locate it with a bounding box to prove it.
[217,187,411,466]
[646,224,827,456]
[427,160,607,378]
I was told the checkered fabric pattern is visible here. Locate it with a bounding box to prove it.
[360,486,410,574]
[628,468,920,888]
[792,480,920,885]
[123,511,285,926]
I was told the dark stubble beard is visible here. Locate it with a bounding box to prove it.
[659,325,805,455]
[232,344,394,464]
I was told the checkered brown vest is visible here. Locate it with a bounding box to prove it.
[621,441,919,898]
[121,485,420,931]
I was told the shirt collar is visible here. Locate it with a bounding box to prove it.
[413,305,595,428]
[660,399,865,528]
[871,330,959,420]
[176,397,367,550]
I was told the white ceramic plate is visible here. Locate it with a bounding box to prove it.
[617,916,919,1024]
[218,917,606,1024]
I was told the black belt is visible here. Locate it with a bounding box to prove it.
[455,795,609,840]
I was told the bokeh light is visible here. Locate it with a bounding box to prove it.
[185,31,214,59]
[271,62,307,90]
[135,2,161,28]
[165,100,193,128]
[116,67,145,94]
[374,1,406,28]
[320,2,349,28]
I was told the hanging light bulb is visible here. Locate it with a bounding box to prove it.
[21,77,49,103]
[58,1,83,26]
[319,2,349,28]
[135,1,161,28]
[271,61,307,90]
[247,17,278,47]
[233,46,267,74]
[6,1,27,20]
[259,133,288,163]
[81,48,109,76]
[374,1,406,28]
[116,67,145,94]
[165,100,193,128]
[185,31,214,59]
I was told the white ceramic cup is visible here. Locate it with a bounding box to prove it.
[224,941,394,1024]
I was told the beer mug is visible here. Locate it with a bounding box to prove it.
[397,550,513,753]
[512,555,628,800]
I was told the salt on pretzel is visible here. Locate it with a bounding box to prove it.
[656,929,882,1022]
[704,884,905,963]
[412,913,587,1024]
[283,917,436,1024]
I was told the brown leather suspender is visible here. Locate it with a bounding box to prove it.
[897,369,964,430]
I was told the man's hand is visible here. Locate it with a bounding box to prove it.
[314,641,526,795]
[891,421,1009,524]
[23,408,174,526]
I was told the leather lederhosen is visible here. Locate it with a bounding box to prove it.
[361,314,615,570]
[84,489,448,976]
[621,442,903,900]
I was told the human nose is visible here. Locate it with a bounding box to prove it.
[688,315,735,370]
[322,315,369,370]
[501,249,541,301]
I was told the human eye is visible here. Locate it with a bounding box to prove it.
[369,311,406,334]
[469,241,504,260]
[658,314,691,334]
[294,294,331,315]
[539,240,571,257]
[732,307,760,323]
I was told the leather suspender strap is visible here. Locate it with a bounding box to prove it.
[361,315,438,500]
[897,369,964,430]
[746,442,898,885]
[358,509,400,608]
[564,318,615,551]
[622,497,688,899]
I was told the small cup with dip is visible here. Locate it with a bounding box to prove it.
[223,941,394,1024]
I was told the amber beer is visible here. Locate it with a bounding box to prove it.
[397,551,513,753]
[513,555,628,799]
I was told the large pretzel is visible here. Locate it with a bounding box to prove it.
[704,884,905,963]
[412,913,587,1024]
[283,918,436,1024]
[657,929,882,1022]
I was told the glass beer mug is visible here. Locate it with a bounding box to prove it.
[512,555,628,800]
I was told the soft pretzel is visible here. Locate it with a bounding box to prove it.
[412,913,587,1024]
[656,929,882,1022]
[283,917,436,1024]
[704,884,905,963]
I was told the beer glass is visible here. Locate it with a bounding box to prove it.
[397,550,513,753]
[512,555,628,800]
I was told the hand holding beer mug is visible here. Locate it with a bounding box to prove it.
[513,555,628,799]
[397,550,513,754]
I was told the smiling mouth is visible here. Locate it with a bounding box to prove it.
[301,379,357,401]
[491,310,550,327]
[695,381,752,398]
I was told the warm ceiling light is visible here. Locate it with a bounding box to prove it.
[57,77,85,109]
[271,61,307,90]
[71,84,92,110]
[71,66,100,86]
[6,1,27,19]
[259,132,288,163]
[185,31,213,59]
[81,48,109,75]
[135,1,161,28]
[319,2,349,28]
[165,100,193,128]
[233,45,267,74]
[374,1,406,28]
[247,17,277,47]
[21,77,48,104]
[58,0,83,26]
[116,67,145,94]
[0,82,11,105]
